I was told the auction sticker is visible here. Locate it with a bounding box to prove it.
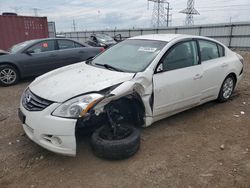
[138,47,157,52]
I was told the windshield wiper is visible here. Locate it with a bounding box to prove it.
[95,63,124,72]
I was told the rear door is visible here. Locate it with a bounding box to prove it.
[56,39,88,67]
[153,40,203,117]
[198,40,228,101]
[19,40,58,76]
[56,39,101,66]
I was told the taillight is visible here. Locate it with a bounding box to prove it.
[236,53,244,75]
[239,58,244,64]
[100,47,105,52]
[236,53,244,65]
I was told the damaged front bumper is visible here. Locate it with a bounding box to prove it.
[19,103,77,156]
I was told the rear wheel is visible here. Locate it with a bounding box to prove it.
[0,65,19,86]
[217,75,235,102]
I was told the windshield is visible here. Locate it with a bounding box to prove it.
[10,40,35,53]
[96,34,115,43]
[92,39,167,72]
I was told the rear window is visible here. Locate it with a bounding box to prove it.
[58,40,84,49]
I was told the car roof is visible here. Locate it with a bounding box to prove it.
[130,34,185,42]
[130,34,218,43]
[22,38,89,46]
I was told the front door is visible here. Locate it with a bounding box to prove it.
[19,40,58,76]
[153,40,203,117]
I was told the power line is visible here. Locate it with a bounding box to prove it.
[172,7,250,14]
[30,8,41,16]
[195,4,250,9]
[174,4,250,10]
[197,8,250,12]
[10,6,22,14]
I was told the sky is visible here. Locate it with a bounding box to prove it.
[0,0,250,32]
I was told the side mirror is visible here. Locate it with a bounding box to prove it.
[156,63,163,73]
[25,50,34,55]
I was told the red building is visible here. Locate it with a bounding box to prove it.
[0,14,49,50]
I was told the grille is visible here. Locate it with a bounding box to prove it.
[22,89,53,111]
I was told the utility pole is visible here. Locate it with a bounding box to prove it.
[180,0,199,25]
[166,2,171,27]
[72,19,77,31]
[148,0,171,28]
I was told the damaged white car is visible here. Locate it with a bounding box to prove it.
[19,34,244,159]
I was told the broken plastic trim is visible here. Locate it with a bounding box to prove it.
[76,83,122,118]
[75,92,146,133]
[79,96,105,117]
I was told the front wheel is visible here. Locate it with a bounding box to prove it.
[217,75,235,102]
[91,124,140,160]
[0,65,19,86]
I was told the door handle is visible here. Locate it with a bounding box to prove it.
[193,74,203,80]
[221,63,228,68]
[79,51,85,53]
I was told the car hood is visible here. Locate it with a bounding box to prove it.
[29,62,135,102]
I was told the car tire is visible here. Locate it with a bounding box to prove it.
[217,75,235,102]
[0,65,19,86]
[91,124,140,160]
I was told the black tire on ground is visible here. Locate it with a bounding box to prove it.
[0,64,19,86]
[91,125,140,160]
[217,75,236,102]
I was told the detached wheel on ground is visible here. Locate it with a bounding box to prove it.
[218,75,236,102]
[91,124,140,160]
[0,65,19,86]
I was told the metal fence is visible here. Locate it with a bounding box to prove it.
[60,22,250,49]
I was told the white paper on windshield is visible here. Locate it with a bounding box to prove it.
[138,47,157,52]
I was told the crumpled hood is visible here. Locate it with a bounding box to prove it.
[29,62,134,102]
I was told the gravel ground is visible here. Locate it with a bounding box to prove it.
[0,51,249,188]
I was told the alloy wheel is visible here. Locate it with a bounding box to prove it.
[0,68,17,85]
[222,77,234,99]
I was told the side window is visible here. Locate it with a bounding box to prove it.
[27,40,55,53]
[74,42,84,48]
[217,44,225,57]
[161,41,198,71]
[199,40,219,62]
[58,40,75,50]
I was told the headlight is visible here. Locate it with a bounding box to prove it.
[52,93,104,118]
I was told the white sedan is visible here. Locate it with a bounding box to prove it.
[19,34,244,156]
